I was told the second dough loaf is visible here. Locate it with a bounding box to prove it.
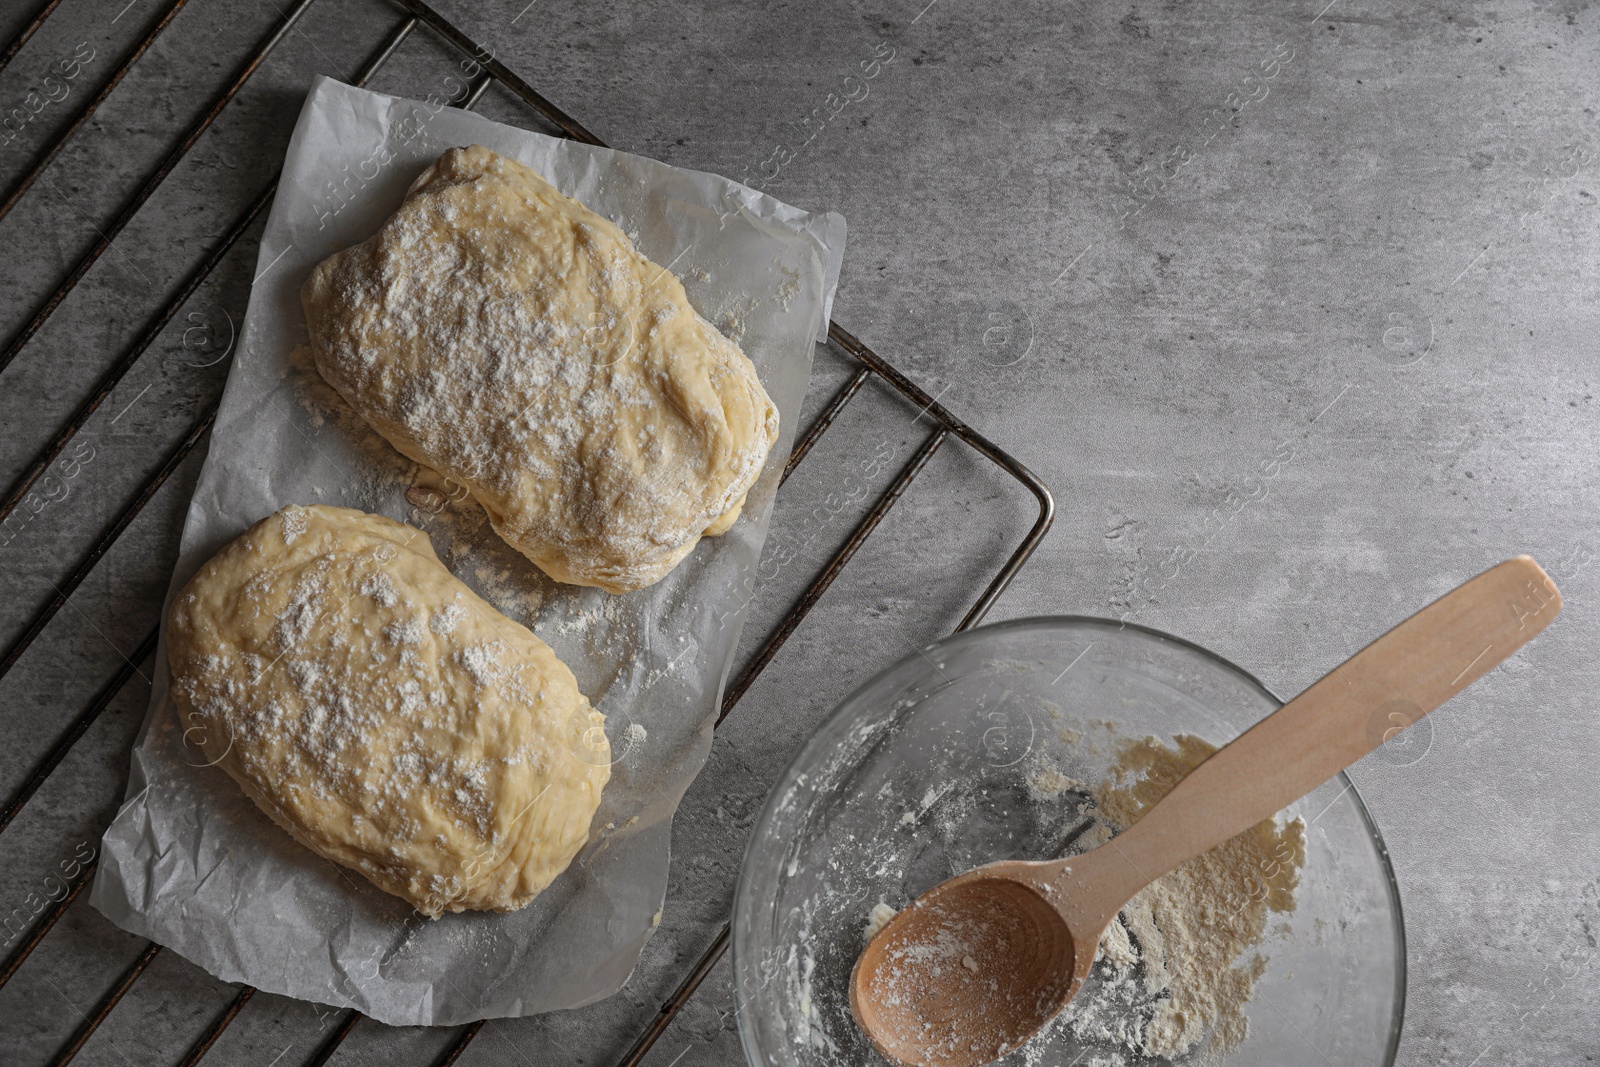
[302,145,779,593]
[167,504,610,917]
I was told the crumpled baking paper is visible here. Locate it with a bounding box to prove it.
[89,75,845,1027]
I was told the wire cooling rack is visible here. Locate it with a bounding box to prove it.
[0,1,1054,1064]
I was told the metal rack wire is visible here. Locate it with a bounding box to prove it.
[0,2,1054,1064]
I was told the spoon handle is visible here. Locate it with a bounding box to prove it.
[1101,556,1560,898]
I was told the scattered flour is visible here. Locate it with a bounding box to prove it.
[864,901,897,940]
[1042,734,1307,1063]
[836,733,1306,1066]
[1023,755,1086,802]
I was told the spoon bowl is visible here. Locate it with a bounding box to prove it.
[849,868,1079,1067]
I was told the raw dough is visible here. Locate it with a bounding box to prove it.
[166,504,609,917]
[301,145,779,593]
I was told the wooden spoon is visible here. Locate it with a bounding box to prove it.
[850,556,1560,1067]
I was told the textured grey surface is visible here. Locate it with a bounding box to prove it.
[0,0,1596,1065]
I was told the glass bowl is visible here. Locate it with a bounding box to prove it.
[733,616,1404,1067]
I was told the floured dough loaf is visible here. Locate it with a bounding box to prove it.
[301,144,780,593]
[166,504,609,917]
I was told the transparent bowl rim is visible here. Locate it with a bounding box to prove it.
[732,613,1406,1067]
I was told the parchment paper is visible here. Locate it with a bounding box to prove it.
[88,76,845,1027]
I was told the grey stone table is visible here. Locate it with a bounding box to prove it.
[0,0,1595,1064]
